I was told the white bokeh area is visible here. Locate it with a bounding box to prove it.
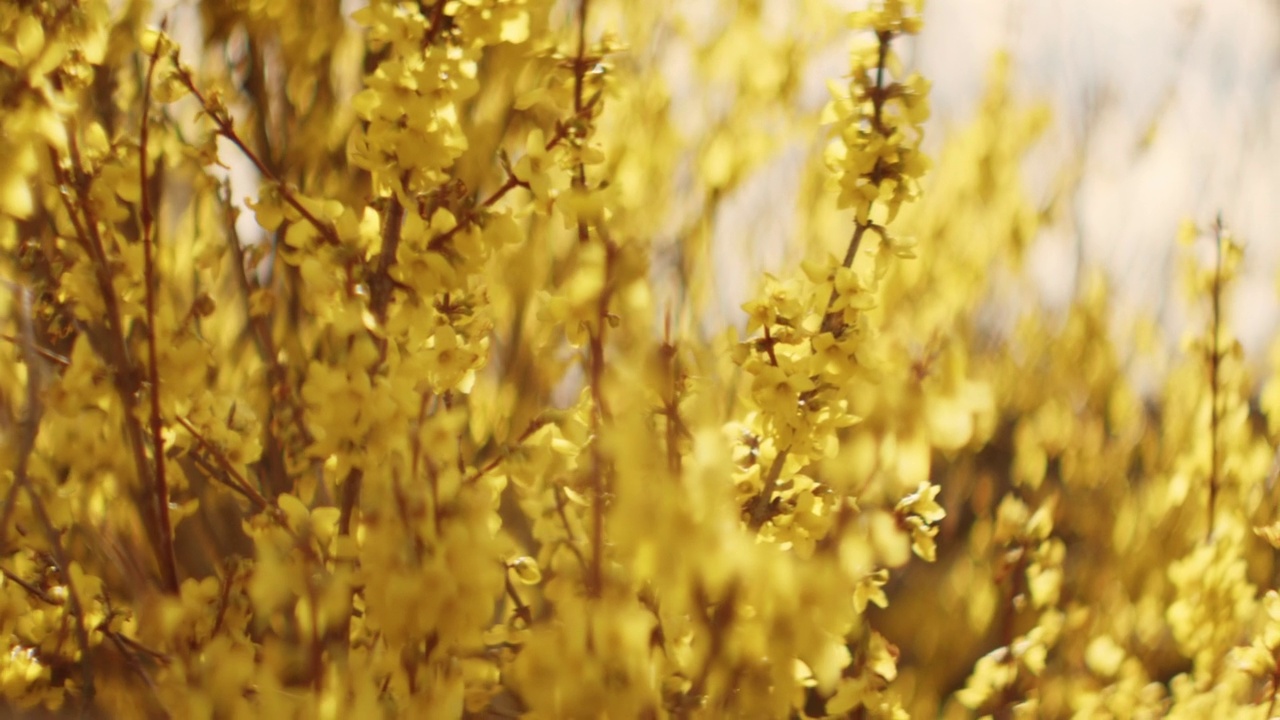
[918,0,1280,358]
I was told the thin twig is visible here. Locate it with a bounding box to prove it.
[0,334,69,365]
[553,485,590,576]
[174,416,271,511]
[462,415,553,485]
[503,567,534,628]
[171,62,341,247]
[2,566,60,605]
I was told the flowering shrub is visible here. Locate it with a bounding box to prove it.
[1,0,1278,718]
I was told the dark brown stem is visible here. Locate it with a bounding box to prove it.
[483,175,522,208]
[140,16,180,596]
[562,0,610,600]
[574,0,590,116]
[872,32,891,132]
[585,240,617,598]
[1208,214,1223,540]
[746,452,787,530]
[817,28,892,338]
[991,543,1030,719]
[338,468,364,538]
[761,324,780,366]
[818,222,871,336]
[209,561,237,639]
[244,36,281,179]
[661,311,685,476]
[330,465,364,668]
[424,0,449,46]
[369,186,406,329]
[544,90,604,154]
[571,0,593,241]
[503,567,534,628]
[587,390,605,597]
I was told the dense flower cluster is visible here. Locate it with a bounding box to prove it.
[0,1,1278,718]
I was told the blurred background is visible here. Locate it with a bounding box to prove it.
[717,0,1280,365]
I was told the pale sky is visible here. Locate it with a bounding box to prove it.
[912,0,1279,357]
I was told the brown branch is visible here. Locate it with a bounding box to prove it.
[209,561,238,639]
[564,0,614,600]
[483,175,522,208]
[140,16,180,595]
[661,310,685,476]
[420,86,605,257]
[244,36,281,179]
[818,222,872,336]
[746,451,787,530]
[180,447,257,510]
[543,89,604,155]
[585,242,615,598]
[817,27,893,337]
[1207,214,1223,540]
[367,179,407,355]
[337,468,364,538]
[422,172,526,258]
[330,465,364,670]
[761,324,780,367]
[503,567,534,628]
[424,0,450,46]
[990,542,1031,719]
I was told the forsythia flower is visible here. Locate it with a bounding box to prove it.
[3,1,1280,719]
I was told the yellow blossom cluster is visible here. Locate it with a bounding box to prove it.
[2,1,1280,718]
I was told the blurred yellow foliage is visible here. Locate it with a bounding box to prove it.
[0,0,1277,718]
